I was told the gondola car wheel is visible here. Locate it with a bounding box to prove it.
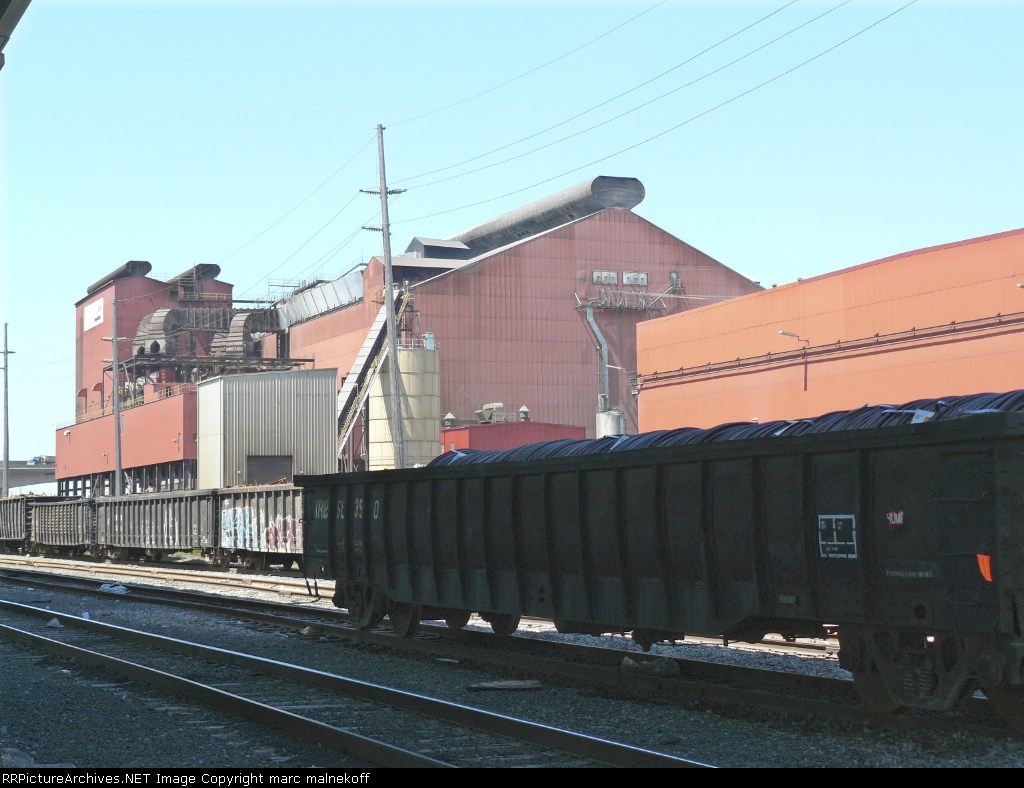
[485,613,520,636]
[346,585,384,630]
[389,603,421,638]
[245,554,267,571]
[851,668,903,714]
[984,684,1024,732]
[444,611,472,630]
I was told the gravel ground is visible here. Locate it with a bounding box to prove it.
[1,572,1023,769]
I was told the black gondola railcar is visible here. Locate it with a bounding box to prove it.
[297,401,1024,730]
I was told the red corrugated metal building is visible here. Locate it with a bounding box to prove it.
[281,176,763,449]
[636,227,1024,431]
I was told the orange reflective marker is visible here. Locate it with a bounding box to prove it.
[977,553,993,583]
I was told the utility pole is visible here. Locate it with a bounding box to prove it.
[105,300,126,496]
[362,124,407,470]
[1,323,13,497]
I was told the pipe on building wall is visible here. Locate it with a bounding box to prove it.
[585,306,610,412]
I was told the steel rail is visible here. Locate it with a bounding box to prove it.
[0,599,713,768]
[2,566,1017,743]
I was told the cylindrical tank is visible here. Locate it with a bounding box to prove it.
[596,408,625,438]
[369,346,441,469]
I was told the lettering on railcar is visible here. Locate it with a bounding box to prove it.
[886,509,905,530]
[818,514,857,559]
[883,564,939,580]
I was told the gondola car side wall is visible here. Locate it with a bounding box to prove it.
[0,496,52,546]
[95,489,217,554]
[218,484,303,557]
[297,412,1024,643]
[29,499,95,551]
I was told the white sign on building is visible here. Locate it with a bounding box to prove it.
[83,299,104,331]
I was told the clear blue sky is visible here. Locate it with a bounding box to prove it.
[1,0,1022,475]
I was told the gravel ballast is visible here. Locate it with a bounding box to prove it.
[1,573,1022,769]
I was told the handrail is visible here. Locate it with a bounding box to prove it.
[61,383,197,429]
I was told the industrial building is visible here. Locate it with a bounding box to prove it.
[277,175,762,473]
[58,261,319,495]
[636,227,1024,431]
[55,178,1024,492]
[55,175,763,493]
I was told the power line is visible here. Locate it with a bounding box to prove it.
[386,0,669,128]
[207,2,788,292]
[236,190,365,292]
[220,4,668,286]
[220,4,668,287]
[215,133,376,269]
[397,0,918,226]
[394,0,800,185]
[399,1,850,192]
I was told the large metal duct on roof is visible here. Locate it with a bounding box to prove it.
[132,308,235,358]
[446,175,645,254]
[86,260,153,295]
[132,308,186,357]
[208,309,281,356]
[167,264,222,286]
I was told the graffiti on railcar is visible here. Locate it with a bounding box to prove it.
[219,497,301,553]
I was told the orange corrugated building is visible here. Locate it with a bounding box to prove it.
[636,227,1024,431]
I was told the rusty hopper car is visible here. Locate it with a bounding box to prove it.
[297,407,1024,729]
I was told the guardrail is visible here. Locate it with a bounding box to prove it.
[58,383,198,430]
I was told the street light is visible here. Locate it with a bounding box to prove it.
[779,330,810,391]
[778,329,810,347]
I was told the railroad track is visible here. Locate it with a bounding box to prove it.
[0,554,333,600]
[0,555,832,656]
[0,596,711,768]
[1,566,1017,744]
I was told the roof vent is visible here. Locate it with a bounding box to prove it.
[475,403,507,423]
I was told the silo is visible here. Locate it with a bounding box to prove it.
[368,345,441,469]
